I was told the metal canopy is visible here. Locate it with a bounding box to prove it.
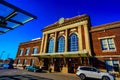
[0,0,37,34]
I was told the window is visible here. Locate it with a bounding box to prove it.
[105,60,119,72]
[19,49,23,56]
[48,38,54,53]
[31,59,35,66]
[90,68,98,72]
[26,48,30,55]
[100,38,115,51]
[69,33,78,52]
[57,36,65,52]
[33,47,38,54]
[17,59,20,64]
[23,59,27,65]
[80,67,91,71]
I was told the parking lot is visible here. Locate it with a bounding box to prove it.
[0,68,120,80]
[0,68,80,80]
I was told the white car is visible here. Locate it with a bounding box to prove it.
[76,66,115,80]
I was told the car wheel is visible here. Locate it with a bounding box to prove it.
[79,74,86,80]
[34,70,36,72]
[102,76,110,80]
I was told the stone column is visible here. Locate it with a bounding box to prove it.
[78,26,83,50]
[40,33,45,53]
[65,29,68,52]
[49,58,54,72]
[87,57,90,65]
[43,34,48,53]
[84,24,91,56]
[54,32,57,52]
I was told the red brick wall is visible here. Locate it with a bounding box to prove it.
[91,27,120,56]
[14,39,41,66]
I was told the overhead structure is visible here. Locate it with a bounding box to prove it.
[0,0,37,34]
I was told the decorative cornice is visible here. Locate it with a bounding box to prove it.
[90,21,120,33]
[42,14,89,32]
[20,39,42,46]
[94,55,120,58]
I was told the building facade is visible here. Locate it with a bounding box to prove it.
[14,14,120,73]
[14,38,42,69]
[90,21,120,72]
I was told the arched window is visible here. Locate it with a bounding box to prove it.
[69,33,78,52]
[48,38,54,53]
[57,36,65,52]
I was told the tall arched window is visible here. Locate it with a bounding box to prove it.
[69,33,78,52]
[48,38,54,53]
[57,36,65,52]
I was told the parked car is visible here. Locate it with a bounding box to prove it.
[25,66,42,72]
[76,66,115,80]
[0,63,3,67]
[3,63,14,69]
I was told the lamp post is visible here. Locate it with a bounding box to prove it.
[0,51,5,60]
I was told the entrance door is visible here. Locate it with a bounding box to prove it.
[67,58,80,73]
[68,62,74,73]
[54,58,63,72]
[68,58,74,73]
[43,58,49,70]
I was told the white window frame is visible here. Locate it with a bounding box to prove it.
[19,49,24,56]
[17,59,20,64]
[26,48,30,55]
[23,59,27,65]
[98,36,116,52]
[31,59,35,66]
[32,47,38,54]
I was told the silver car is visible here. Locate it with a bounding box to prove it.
[76,66,115,80]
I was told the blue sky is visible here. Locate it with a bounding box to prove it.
[0,0,120,60]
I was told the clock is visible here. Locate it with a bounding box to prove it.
[58,17,64,24]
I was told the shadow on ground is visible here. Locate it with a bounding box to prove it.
[0,74,53,80]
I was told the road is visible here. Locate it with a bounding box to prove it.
[0,68,80,80]
[0,68,119,80]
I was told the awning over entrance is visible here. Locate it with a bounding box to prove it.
[32,51,89,58]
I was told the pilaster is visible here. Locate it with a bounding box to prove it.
[65,29,68,52]
[40,33,45,53]
[84,24,91,56]
[78,26,83,50]
[43,34,48,53]
[54,32,57,52]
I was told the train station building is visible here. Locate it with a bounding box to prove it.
[14,14,120,73]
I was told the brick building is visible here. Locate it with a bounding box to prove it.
[90,21,120,72]
[14,14,120,73]
[14,38,42,68]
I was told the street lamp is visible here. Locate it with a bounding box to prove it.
[0,51,5,60]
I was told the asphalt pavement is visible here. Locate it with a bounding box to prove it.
[0,68,120,80]
[0,68,80,80]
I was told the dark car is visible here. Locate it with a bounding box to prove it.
[0,63,3,67]
[3,63,14,69]
[25,66,42,72]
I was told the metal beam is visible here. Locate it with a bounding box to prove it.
[3,10,17,21]
[0,25,13,30]
[0,16,23,25]
[0,31,5,33]
[0,0,37,19]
